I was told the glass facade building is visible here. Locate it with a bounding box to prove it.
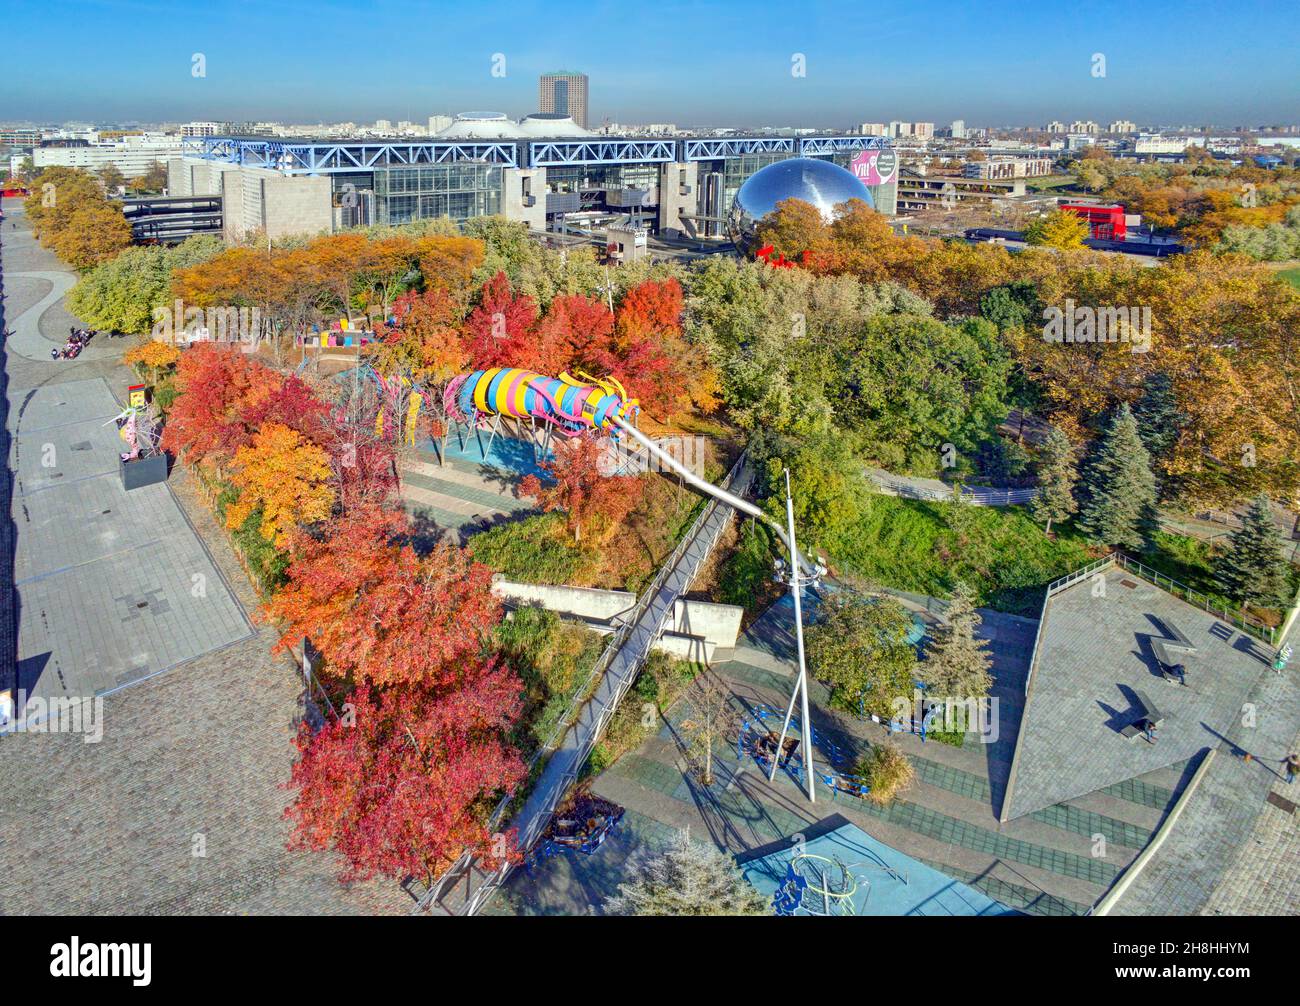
[373,164,503,225]
[544,162,660,194]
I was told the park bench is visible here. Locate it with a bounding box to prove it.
[1120,689,1165,743]
[1151,639,1188,684]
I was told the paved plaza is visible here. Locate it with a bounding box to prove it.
[11,377,252,716]
[494,586,1186,916]
[1003,567,1274,821]
[0,197,407,914]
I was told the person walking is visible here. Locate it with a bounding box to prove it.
[1285,753,1299,784]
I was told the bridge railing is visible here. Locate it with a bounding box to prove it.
[414,452,749,916]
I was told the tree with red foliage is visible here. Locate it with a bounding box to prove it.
[590,278,719,422]
[285,668,525,886]
[463,271,538,369]
[266,506,502,689]
[530,294,613,376]
[161,343,262,463]
[238,371,332,447]
[614,277,684,343]
[326,434,398,514]
[518,433,644,544]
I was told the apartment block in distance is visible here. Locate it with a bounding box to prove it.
[539,71,589,129]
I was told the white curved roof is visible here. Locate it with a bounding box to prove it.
[436,113,527,139]
[518,113,591,137]
[433,111,593,140]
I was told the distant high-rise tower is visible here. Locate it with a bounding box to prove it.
[539,71,589,129]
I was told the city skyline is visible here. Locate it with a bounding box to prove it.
[2,0,1296,127]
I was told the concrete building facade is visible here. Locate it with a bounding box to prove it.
[35,134,183,176]
[173,130,900,246]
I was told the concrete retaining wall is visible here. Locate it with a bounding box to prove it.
[668,598,743,649]
[492,578,744,652]
[492,579,634,622]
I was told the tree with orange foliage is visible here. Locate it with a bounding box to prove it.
[415,234,486,302]
[355,234,419,315]
[237,371,331,446]
[225,422,335,548]
[369,287,467,383]
[266,506,503,689]
[302,232,374,323]
[754,196,833,261]
[123,339,181,385]
[518,434,644,544]
[463,271,539,368]
[528,293,612,376]
[589,277,719,422]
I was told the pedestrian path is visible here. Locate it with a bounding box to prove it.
[400,451,535,532]
[5,268,117,363]
[423,462,752,914]
[866,467,1037,506]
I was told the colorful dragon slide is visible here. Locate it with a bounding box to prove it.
[444,367,815,573]
[444,368,639,437]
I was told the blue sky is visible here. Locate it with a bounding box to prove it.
[2,0,1296,126]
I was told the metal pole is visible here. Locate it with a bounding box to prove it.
[767,469,815,802]
[787,469,815,803]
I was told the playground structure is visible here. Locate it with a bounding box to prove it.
[773,853,870,916]
[443,365,817,578]
[329,355,827,819]
[739,703,870,802]
[527,789,625,869]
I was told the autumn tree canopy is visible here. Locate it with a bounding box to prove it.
[518,434,644,544]
[266,507,503,688]
[225,422,335,548]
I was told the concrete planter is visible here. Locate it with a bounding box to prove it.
[120,453,168,491]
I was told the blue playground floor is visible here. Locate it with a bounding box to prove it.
[739,815,1014,916]
[424,428,550,479]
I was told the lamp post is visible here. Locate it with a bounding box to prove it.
[768,468,821,802]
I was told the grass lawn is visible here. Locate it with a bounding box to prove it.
[826,496,1095,616]
[816,496,1293,621]
[467,473,707,593]
[1276,266,1300,292]
[1027,175,1080,192]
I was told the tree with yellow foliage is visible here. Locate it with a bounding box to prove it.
[226,423,335,549]
[1023,209,1090,250]
[123,340,181,384]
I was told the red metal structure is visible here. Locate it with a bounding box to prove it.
[1060,202,1127,241]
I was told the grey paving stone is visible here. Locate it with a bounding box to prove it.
[1003,569,1272,821]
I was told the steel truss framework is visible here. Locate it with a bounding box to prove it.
[180,136,518,173]
[527,138,677,166]
[180,134,895,174]
[683,137,795,160]
[796,135,892,156]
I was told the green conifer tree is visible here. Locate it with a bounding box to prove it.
[919,580,993,702]
[1214,495,1290,609]
[1076,404,1157,550]
[1030,426,1078,535]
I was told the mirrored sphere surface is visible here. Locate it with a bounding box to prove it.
[727,157,874,254]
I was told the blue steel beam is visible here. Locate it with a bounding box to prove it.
[527,139,676,167]
[682,137,796,160]
[183,134,893,173]
[797,135,892,155]
[186,137,518,174]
